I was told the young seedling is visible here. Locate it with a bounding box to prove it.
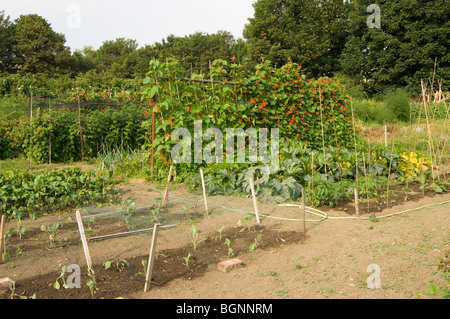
[134,259,149,278]
[119,199,136,230]
[183,253,191,270]
[216,225,225,241]
[103,258,129,272]
[40,222,60,246]
[237,214,254,232]
[54,265,68,290]
[2,252,10,262]
[86,268,96,299]
[249,236,262,252]
[190,224,206,251]
[225,238,234,258]
[141,259,148,277]
[11,212,25,239]
[243,214,254,231]
[8,281,36,299]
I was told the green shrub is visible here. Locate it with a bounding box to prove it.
[0,167,118,218]
[383,88,411,122]
[352,98,391,124]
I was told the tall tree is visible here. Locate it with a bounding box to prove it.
[13,14,76,75]
[147,31,238,76]
[96,38,139,78]
[243,0,352,77]
[0,11,16,73]
[339,0,450,96]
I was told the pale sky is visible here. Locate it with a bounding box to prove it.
[2,0,256,52]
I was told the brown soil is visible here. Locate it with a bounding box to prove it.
[0,179,449,300]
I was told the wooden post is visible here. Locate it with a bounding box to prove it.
[0,215,5,263]
[30,92,33,126]
[301,188,306,233]
[200,169,208,215]
[77,95,84,162]
[385,126,388,148]
[162,166,173,206]
[144,223,160,292]
[249,177,261,224]
[150,99,156,177]
[363,152,369,211]
[311,153,315,207]
[350,99,359,186]
[354,188,360,218]
[386,138,395,208]
[76,210,92,270]
[319,88,328,181]
[49,98,52,165]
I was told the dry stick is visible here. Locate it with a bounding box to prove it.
[311,153,315,207]
[420,156,425,196]
[209,60,215,103]
[0,215,5,264]
[319,88,328,181]
[30,92,33,127]
[386,138,395,208]
[368,139,372,179]
[412,92,424,158]
[249,177,261,224]
[162,166,173,206]
[435,95,449,180]
[301,188,306,233]
[350,99,359,186]
[200,169,209,215]
[150,98,156,177]
[362,152,369,212]
[144,223,160,292]
[77,95,84,162]
[405,100,415,193]
[354,188,361,218]
[421,80,436,182]
[75,210,92,271]
[430,57,438,105]
[331,103,343,181]
[49,98,52,165]
[385,125,388,148]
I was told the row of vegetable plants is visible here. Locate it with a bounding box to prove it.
[0,167,119,220]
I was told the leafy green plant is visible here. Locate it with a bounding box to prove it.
[183,253,191,270]
[86,268,96,299]
[103,258,129,272]
[2,252,10,262]
[0,167,119,219]
[225,238,234,258]
[40,222,60,245]
[383,88,410,123]
[8,280,36,299]
[190,224,206,251]
[216,225,225,241]
[368,213,379,223]
[11,211,25,239]
[54,265,68,290]
[424,284,450,299]
[249,236,262,252]
[237,214,255,232]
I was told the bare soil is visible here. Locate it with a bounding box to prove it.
[0,179,449,300]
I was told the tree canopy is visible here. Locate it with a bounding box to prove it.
[0,1,449,98]
[12,14,76,75]
[243,0,352,78]
[339,0,450,96]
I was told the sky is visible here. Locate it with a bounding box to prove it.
[2,0,256,52]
